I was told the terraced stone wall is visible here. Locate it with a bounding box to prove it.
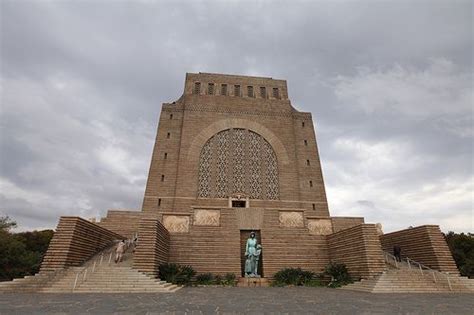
[380,225,458,274]
[98,210,142,239]
[331,217,365,233]
[41,216,124,271]
[133,216,170,276]
[327,224,385,279]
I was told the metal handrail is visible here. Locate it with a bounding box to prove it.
[72,241,124,291]
[382,251,452,291]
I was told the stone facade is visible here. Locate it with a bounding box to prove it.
[138,72,342,275]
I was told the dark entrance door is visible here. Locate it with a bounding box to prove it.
[240,230,263,277]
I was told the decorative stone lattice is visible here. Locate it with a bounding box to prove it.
[215,131,229,198]
[279,211,304,227]
[232,129,245,193]
[248,131,262,199]
[162,215,190,233]
[193,209,220,226]
[263,139,279,199]
[197,129,279,199]
[197,140,212,197]
[307,219,333,235]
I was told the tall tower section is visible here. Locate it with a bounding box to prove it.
[142,72,329,216]
[140,73,343,276]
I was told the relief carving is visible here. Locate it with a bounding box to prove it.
[194,209,220,226]
[279,211,304,228]
[307,219,333,235]
[163,215,190,233]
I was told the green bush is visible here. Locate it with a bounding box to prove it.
[158,263,196,286]
[272,268,318,286]
[196,273,214,285]
[324,263,352,287]
[213,274,223,285]
[221,273,237,286]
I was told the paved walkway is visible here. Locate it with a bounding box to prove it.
[0,287,473,314]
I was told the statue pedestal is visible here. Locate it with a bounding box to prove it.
[237,277,269,287]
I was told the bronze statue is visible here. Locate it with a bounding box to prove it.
[244,232,262,277]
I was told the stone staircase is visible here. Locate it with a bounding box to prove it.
[0,245,180,293]
[341,259,474,293]
[0,270,66,293]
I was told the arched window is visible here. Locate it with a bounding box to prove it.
[197,129,279,200]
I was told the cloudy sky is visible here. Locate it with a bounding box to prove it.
[1,0,472,233]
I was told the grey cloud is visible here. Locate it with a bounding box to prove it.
[1,0,472,233]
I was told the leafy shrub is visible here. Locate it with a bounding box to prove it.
[159,263,196,286]
[324,263,352,287]
[221,273,237,286]
[272,268,318,286]
[213,274,223,285]
[196,273,214,285]
[176,265,196,285]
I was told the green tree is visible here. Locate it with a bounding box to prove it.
[0,216,17,232]
[0,216,54,281]
[444,231,474,278]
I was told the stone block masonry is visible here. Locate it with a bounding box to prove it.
[97,210,142,238]
[380,225,458,274]
[327,224,385,279]
[41,217,124,271]
[133,216,170,276]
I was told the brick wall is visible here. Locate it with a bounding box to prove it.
[327,224,385,279]
[97,210,142,238]
[380,225,458,274]
[132,216,170,276]
[331,217,365,233]
[166,208,241,276]
[41,217,124,271]
[261,209,330,277]
[163,207,331,278]
[142,72,330,217]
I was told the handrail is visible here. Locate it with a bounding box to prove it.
[382,251,452,291]
[72,240,125,291]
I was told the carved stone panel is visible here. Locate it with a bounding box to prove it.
[162,215,190,233]
[279,211,304,228]
[194,209,220,226]
[307,219,333,235]
[235,208,264,230]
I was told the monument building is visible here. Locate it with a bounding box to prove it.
[95,73,452,277]
[3,73,466,293]
[93,73,458,279]
[139,72,342,277]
